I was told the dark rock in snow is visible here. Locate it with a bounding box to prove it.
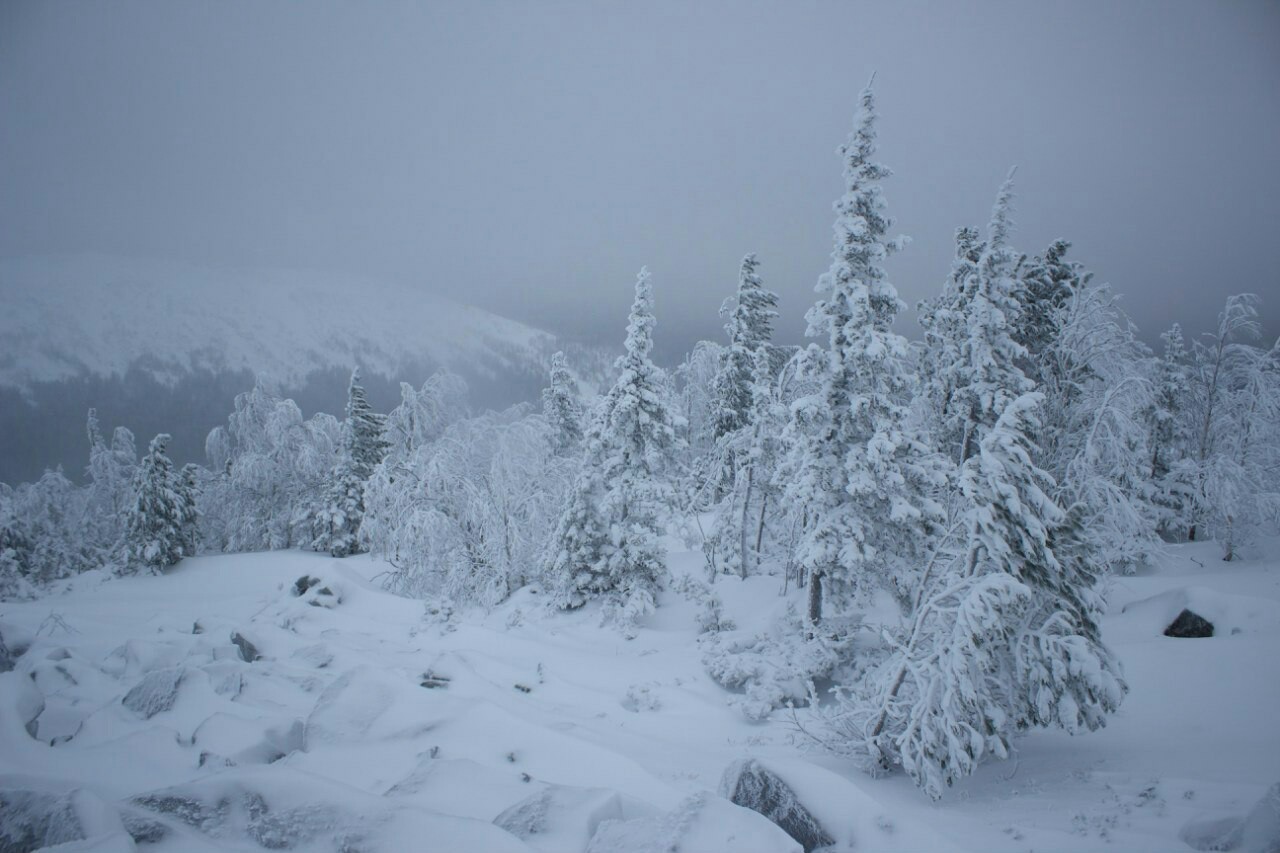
[293,575,321,596]
[231,633,261,663]
[420,671,450,689]
[0,789,86,852]
[1165,609,1215,638]
[122,667,185,719]
[0,628,13,674]
[721,759,834,853]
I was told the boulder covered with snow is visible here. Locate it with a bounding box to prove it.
[586,792,801,853]
[192,713,305,766]
[125,766,535,853]
[1240,782,1280,853]
[230,632,262,663]
[720,759,833,853]
[1165,608,1215,638]
[121,667,186,719]
[0,781,130,853]
[0,788,86,851]
[1181,781,1280,852]
[494,783,658,853]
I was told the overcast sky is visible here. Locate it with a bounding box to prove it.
[2,0,1277,361]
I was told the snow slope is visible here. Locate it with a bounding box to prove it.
[0,255,558,391]
[0,540,1276,852]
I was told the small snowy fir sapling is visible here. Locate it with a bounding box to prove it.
[312,368,389,557]
[543,268,679,627]
[123,434,188,574]
[542,351,584,454]
[949,171,1034,464]
[711,253,779,443]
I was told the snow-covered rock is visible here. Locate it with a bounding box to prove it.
[720,759,833,853]
[0,781,129,853]
[121,667,186,720]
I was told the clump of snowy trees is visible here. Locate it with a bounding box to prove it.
[2,76,1277,802]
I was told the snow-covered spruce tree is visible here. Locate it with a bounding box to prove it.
[311,368,390,557]
[783,80,945,623]
[542,351,584,455]
[834,394,1125,799]
[543,268,678,629]
[1146,323,1193,536]
[177,462,201,557]
[343,367,391,479]
[712,254,779,442]
[917,227,984,458]
[1012,239,1080,376]
[123,434,187,574]
[948,171,1034,465]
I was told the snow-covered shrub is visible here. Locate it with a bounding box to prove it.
[199,379,341,552]
[702,605,851,721]
[365,402,574,609]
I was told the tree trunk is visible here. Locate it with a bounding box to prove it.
[754,491,768,573]
[807,570,823,626]
[739,466,754,579]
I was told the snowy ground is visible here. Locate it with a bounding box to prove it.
[1,539,1277,852]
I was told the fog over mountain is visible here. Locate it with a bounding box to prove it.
[0,256,596,483]
[2,1,1278,479]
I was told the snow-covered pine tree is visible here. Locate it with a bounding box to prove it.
[841,394,1125,798]
[918,227,984,458]
[542,351,584,454]
[1147,323,1193,537]
[783,79,945,623]
[124,434,186,574]
[311,456,365,558]
[1012,239,1081,377]
[344,367,390,479]
[178,463,201,557]
[543,268,678,628]
[948,171,1034,464]
[311,369,388,557]
[711,254,779,442]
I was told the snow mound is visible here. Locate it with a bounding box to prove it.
[494,783,659,853]
[1181,781,1280,853]
[304,666,442,746]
